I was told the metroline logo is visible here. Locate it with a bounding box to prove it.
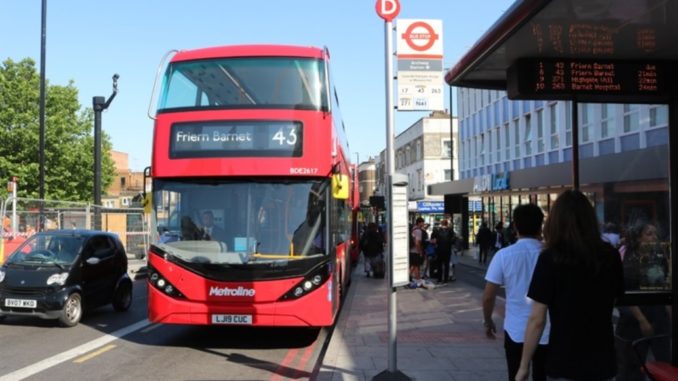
[209,286,256,297]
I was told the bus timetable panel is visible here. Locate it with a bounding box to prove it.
[507,58,673,103]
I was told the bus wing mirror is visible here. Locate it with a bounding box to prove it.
[332,173,349,200]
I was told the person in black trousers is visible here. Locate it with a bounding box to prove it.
[431,219,455,284]
[476,221,492,264]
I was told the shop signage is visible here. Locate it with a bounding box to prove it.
[473,174,493,193]
[416,201,444,213]
[493,173,510,190]
[473,173,510,193]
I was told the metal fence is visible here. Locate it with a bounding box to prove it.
[1,197,150,260]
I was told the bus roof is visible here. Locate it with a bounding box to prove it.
[171,44,326,63]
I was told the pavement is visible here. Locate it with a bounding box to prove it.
[316,250,508,381]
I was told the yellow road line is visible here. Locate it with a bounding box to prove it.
[73,344,116,364]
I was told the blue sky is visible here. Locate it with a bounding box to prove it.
[2,0,513,171]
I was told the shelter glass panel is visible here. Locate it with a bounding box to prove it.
[577,104,671,299]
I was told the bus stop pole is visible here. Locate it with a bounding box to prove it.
[384,18,398,375]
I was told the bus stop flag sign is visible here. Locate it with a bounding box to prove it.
[396,19,445,111]
[375,0,400,22]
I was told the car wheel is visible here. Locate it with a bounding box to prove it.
[59,293,82,327]
[112,280,133,312]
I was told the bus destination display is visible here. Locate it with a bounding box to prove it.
[170,121,303,158]
[507,59,669,102]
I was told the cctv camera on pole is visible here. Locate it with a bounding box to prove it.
[92,74,118,230]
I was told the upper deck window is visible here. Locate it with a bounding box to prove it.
[158,57,328,112]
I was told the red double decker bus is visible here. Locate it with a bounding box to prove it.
[146,45,356,327]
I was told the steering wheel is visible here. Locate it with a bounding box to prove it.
[26,249,56,260]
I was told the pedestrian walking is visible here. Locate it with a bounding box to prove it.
[476,221,492,265]
[516,190,624,381]
[482,204,548,381]
[430,219,455,284]
[360,222,385,278]
[492,221,505,255]
[408,217,425,288]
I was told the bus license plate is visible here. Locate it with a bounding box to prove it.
[212,314,252,325]
[5,298,37,308]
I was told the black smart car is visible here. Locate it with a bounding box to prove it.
[0,230,133,327]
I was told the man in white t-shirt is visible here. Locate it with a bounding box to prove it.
[482,204,549,381]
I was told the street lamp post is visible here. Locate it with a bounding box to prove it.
[38,0,47,230]
[92,74,119,230]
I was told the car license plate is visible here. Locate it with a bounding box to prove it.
[211,314,252,325]
[5,298,37,308]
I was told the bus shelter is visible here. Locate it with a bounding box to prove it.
[442,0,678,373]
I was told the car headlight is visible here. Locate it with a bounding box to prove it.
[47,272,69,286]
[0,269,5,283]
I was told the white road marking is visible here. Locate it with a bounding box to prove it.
[139,323,162,334]
[0,319,150,381]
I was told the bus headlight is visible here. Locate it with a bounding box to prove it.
[279,264,331,301]
[0,269,5,283]
[147,265,185,299]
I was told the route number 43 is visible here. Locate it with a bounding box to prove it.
[272,128,297,145]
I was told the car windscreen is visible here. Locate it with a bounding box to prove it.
[7,234,85,267]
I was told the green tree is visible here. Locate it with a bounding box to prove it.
[0,58,115,202]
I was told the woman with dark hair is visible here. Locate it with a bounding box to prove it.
[615,219,670,381]
[516,190,624,381]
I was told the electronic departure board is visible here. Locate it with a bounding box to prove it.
[507,59,671,103]
[170,121,303,158]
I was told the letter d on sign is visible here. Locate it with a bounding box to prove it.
[375,0,400,22]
